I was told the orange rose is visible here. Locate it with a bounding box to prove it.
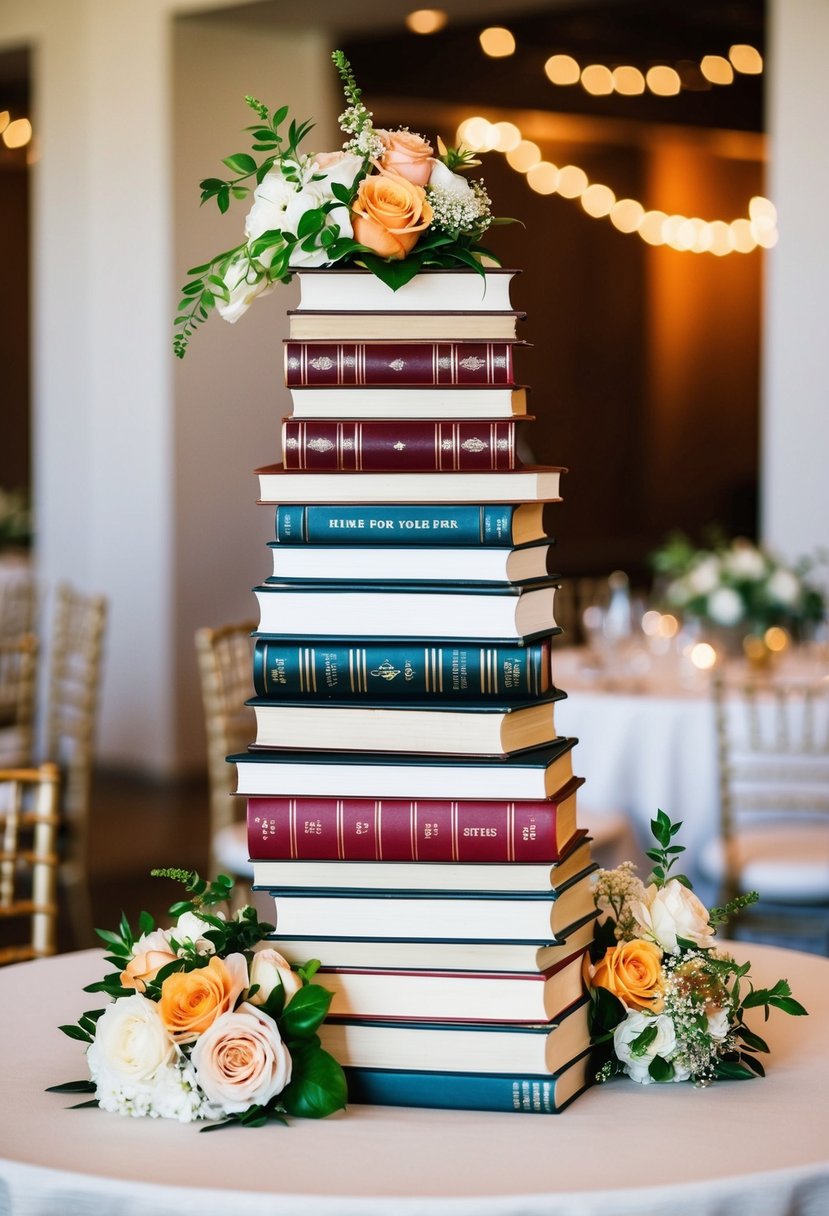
[589,940,664,1012]
[158,953,248,1043]
[377,128,434,187]
[351,172,433,260]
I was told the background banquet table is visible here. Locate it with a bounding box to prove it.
[1,947,828,1216]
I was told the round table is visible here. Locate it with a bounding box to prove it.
[0,946,827,1216]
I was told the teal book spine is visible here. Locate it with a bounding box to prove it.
[343,1060,590,1114]
[252,637,552,701]
[274,505,521,546]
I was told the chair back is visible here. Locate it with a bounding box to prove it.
[0,763,61,964]
[195,623,256,873]
[0,569,38,641]
[0,633,38,766]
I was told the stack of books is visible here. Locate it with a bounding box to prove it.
[233,267,595,1115]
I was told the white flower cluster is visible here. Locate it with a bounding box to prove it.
[427,166,492,236]
[592,861,647,941]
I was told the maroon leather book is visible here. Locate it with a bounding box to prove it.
[282,418,526,472]
[246,777,584,863]
[284,341,522,386]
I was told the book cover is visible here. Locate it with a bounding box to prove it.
[256,464,564,505]
[272,503,548,547]
[283,340,524,387]
[246,776,584,862]
[251,636,554,701]
[266,540,555,585]
[287,312,526,342]
[282,417,526,471]
[294,267,518,312]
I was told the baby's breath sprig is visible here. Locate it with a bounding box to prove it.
[331,49,382,159]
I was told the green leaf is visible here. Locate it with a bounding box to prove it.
[222,152,258,176]
[138,910,155,936]
[95,927,127,952]
[629,1023,659,1057]
[271,104,289,130]
[281,1044,347,1118]
[217,187,231,215]
[648,1055,674,1082]
[59,1024,92,1043]
[279,984,332,1038]
[46,1079,97,1094]
[735,1024,770,1053]
[297,208,326,238]
[330,181,354,204]
[714,1058,757,1080]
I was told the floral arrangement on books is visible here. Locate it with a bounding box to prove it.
[173,50,513,357]
[586,811,807,1086]
[651,530,826,637]
[48,869,347,1128]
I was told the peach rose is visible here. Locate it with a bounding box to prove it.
[191,1002,292,1115]
[158,953,248,1043]
[351,172,433,260]
[249,948,303,1009]
[377,128,434,187]
[589,939,664,1012]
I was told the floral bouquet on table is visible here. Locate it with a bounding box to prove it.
[586,812,807,1087]
[48,870,347,1129]
[173,50,515,356]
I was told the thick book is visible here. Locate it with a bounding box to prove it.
[318,996,590,1075]
[286,393,525,428]
[343,1052,591,1114]
[272,503,548,548]
[252,835,593,894]
[252,636,554,701]
[283,340,523,387]
[230,737,578,801]
[265,869,595,942]
[314,949,586,1024]
[246,776,584,863]
[295,268,518,313]
[270,909,598,973]
[282,417,526,470]
[266,541,555,585]
[253,580,560,642]
[288,312,526,341]
[247,692,564,756]
[256,464,564,505]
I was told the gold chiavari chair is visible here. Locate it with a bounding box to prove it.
[0,763,61,965]
[0,569,38,641]
[0,633,38,767]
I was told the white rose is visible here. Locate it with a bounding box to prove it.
[191,1002,292,1115]
[707,1008,731,1041]
[428,159,475,199]
[631,880,715,954]
[724,543,766,580]
[614,1011,688,1084]
[88,995,176,1092]
[132,928,173,955]
[170,909,223,956]
[249,947,303,1009]
[215,254,272,324]
[686,556,721,596]
[309,149,363,196]
[245,157,358,271]
[767,568,801,608]
[707,586,744,626]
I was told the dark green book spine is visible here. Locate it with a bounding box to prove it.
[252,637,551,701]
[274,505,519,546]
[342,1063,590,1114]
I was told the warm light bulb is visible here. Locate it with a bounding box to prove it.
[405,9,447,34]
[729,44,763,74]
[544,54,580,85]
[764,626,790,653]
[754,226,779,249]
[480,26,515,57]
[526,161,560,194]
[610,198,645,233]
[700,55,734,85]
[581,64,614,95]
[641,610,663,637]
[638,210,668,245]
[749,195,777,227]
[690,642,718,670]
[646,65,681,95]
[556,164,588,198]
[691,219,714,254]
[458,116,492,151]
[0,111,9,135]
[709,219,735,256]
[493,121,522,152]
[658,614,679,639]
[580,183,615,217]
[730,218,757,253]
[3,117,32,149]
[612,66,645,95]
[506,140,541,172]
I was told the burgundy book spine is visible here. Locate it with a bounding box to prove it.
[246,781,583,863]
[284,341,518,387]
[282,419,519,472]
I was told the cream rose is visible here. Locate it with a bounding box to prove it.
[216,254,273,324]
[588,939,664,1012]
[614,1010,690,1084]
[120,934,178,993]
[191,1002,292,1114]
[249,948,303,1009]
[632,880,715,954]
[170,909,225,956]
[158,953,248,1043]
[88,995,176,1088]
[377,128,434,186]
[352,171,432,259]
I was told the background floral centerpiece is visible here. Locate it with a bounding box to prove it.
[49,870,347,1128]
[174,51,514,357]
[586,812,806,1087]
[0,487,33,553]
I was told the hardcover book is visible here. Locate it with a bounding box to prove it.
[255,464,564,505]
[294,268,518,312]
[252,635,554,701]
[287,311,526,342]
[253,580,561,642]
[246,776,584,862]
[266,541,555,586]
[286,387,528,421]
[272,503,548,547]
[283,340,524,387]
[247,692,564,756]
[230,737,578,801]
[281,417,527,470]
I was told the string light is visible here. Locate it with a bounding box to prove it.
[539,45,762,96]
[2,117,32,149]
[456,115,778,255]
[479,27,516,58]
[405,9,447,35]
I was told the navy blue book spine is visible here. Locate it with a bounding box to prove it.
[343,1062,589,1114]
